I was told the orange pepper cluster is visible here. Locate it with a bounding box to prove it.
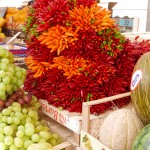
[25,56,50,78]
[38,25,79,55]
[50,56,90,79]
[69,4,115,32]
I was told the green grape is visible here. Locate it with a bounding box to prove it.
[25,117,32,123]
[12,102,21,107]
[0,63,8,71]
[5,72,13,79]
[56,137,62,144]
[35,124,44,133]
[31,134,40,142]
[15,66,21,72]
[15,72,22,79]
[22,108,27,114]
[21,68,27,75]
[1,58,10,64]
[25,127,35,137]
[0,123,6,128]
[7,90,13,95]
[4,50,9,57]
[16,79,24,87]
[0,83,6,91]
[0,134,5,142]
[52,133,59,139]
[2,109,11,116]
[28,110,36,118]
[0,127,4,134]
[4,136,13,145]
[43,126,50,132]
[25,122,34,128]
[0,70,6,77]
[7,117,13,124]
[15,112,23,120]
[34,102,41,110]
[5,84,13,92]
[11,77,17,84]
[14,137,23,147]
[2,76,10,85]
[13,106,21,112]
[39,131,50,140]
[31,95,38,103]
[34,121,40,126]
[1,116,8,123]
[22,136,30,142]
[18,125,25,131]
[4,126,13,136]
[10,112,15,117]
[7,106,13,111]
[0,142,6,150]
[0,94,6,101]
[10,124,17,131]
[19,147,26,150]
[8,52,14,61]
[13,117,20,125]
[24,140,33,149]
[9,144,19,150]
[0,91,6,99]
[50,138,57,146]
[16,130,24,138]
[0,113,2,118]
[22,76,26,81]
[38,139,47,143]
[7,67,15,75]
[0,48,5,57]
[12,85,18,92]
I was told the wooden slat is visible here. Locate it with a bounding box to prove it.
[82,104,90,132]
[53,142,71,150]
[83,92,130,106]
[82,92,131,133]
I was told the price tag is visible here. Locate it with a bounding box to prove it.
[131,70,142,91]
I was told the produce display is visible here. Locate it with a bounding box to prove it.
[132,124,150,150]
[4,7,29,30]
[131,52,150,125]
[99,109,143,150]
[0,95,62,150]
[0,47,26,101]
[0,17,6,39]
[23,0,150,114]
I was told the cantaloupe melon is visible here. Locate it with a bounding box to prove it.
[99,109,143,150]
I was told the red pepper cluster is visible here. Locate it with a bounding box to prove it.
[23,0,150,114]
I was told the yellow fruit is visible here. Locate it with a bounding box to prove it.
[0,18,6,27]
[0,27,2,33]
[0,33,6,39]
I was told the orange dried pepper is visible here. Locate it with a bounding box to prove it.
[50,56,91,79]
[25,56,51,78]
[38,25,79,55]
[69,4,115,32]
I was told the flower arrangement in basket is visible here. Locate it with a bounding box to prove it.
[23,0,150,114]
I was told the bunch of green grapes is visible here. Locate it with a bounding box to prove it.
[0,102,62,150]
[0,47,27,101]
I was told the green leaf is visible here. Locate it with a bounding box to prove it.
[71,97,76,103]
[78,68,83,71]
[86,93,93,102]
[84,72,89,76]
[91,19,96,24]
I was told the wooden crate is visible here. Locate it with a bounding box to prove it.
[81,92,131,150]
[41,100,98,149]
